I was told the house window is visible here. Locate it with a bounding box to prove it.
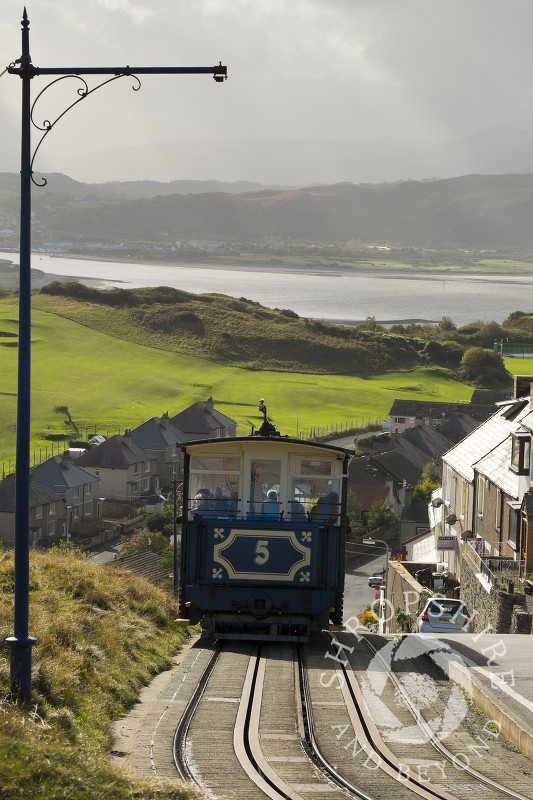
[444,465,452,505]
[495,490,502,531]
[460,479,467,519]
[476,475,485,517]
[394,417,406,425]
[86,484,92,496]
[143,478,150,492]
[48,522,55,536]
[49,502,55,516]
[133,464,139,475]
[73,486,79,499]
[510,434,531,475]
[508,507,519,549]
[34,527,42,540]
[35,505,42,519]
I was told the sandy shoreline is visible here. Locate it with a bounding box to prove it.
[24,250,533,282]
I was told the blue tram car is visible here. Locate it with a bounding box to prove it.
[179,404,351,641]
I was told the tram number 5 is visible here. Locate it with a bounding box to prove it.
[253,539,269,566]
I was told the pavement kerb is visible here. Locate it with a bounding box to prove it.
[435,655,533,761]
[111,631,201,775]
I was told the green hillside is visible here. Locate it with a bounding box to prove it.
[0,291,474,467]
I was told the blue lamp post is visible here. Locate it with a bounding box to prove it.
[5,8,227,703]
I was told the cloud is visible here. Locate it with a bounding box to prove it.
[1,1,533,182]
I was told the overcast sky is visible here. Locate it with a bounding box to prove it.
[1,1,532,184]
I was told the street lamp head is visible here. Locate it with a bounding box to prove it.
[363,538,375,545]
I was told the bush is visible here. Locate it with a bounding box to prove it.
[460,347,511,387]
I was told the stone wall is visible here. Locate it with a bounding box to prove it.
[460,552,531,633]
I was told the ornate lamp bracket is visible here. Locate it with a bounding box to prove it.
[29,72,141,186]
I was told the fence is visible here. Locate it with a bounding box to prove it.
[298,417,384,441]
[494,342,533,358]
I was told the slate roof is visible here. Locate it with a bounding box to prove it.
[169,399,237,437]
[400,500,430,525]
[470,389,513,404]
[32,454,96,493]
[110,550,169,585]
[131,417,190,451]
[348,450,422,487]
[388,399,495,423]
[437,414,479,445]
[443,400,533,482]
[474,437,519,499]
[76,435,152,470]
[0,474,62,513]
[400,424,455,458]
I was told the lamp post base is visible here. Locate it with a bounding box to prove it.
[5,635,37,704]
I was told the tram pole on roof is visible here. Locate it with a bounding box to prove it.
[5,8,227,703]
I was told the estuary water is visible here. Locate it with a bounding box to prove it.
[3,251,533,327]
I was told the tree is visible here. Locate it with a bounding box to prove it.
[365,500,397,532]
[346,489,362,533]
[420,460,441,484]
[145,505,179,539]
[120,530,167,555]
[460,347,511,387]
[436,316,457,335]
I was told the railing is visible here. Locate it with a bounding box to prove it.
[463,539,525,589]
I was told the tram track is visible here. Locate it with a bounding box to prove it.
[172,636,533,800]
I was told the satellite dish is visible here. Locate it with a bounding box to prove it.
[431,497,443,508]
[446,513,457,525]
[461,529,473,541]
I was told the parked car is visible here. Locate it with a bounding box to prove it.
[416,598,471,633]
[368,570,385,587]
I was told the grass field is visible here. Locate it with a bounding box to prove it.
[0,297,479,469]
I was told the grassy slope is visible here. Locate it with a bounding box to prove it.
[0,546,203,800]
[0,296,475,465]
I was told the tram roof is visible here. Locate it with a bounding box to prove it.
[180,434,352,457]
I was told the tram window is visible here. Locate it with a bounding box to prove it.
[189,457,240,518]
[191,456,240,471]
[300,460,332,476]
[291,478,340,523]
[249,459,281,516]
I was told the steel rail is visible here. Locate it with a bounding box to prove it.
[297,645,378,800]
[360,634,532,800]
[173,645,221,780]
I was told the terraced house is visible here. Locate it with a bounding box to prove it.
[432,375,533,633]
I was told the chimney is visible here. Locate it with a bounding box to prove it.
[206,396,214,411]
[414,416,424,427]
[513,375,533,402]
[123,429,132,448]
[61,451,72,469]
[160,411,169,428]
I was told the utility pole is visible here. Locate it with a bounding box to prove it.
[5,8,227,703]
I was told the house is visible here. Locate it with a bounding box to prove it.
[0,474,65,545]
[387,398,496,435]
[169,397,237,440]
[130,413,190,489]
[432,375,533,632]
[76,432,157,505]
[32,452,102,534]
[349,420,467,540]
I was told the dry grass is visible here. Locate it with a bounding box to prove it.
[0,545,204,799]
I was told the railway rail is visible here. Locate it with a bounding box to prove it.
[170,634,533,800]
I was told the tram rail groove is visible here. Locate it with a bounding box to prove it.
[171,634,532,800]
[359,633,532,800]
[173,643,220,781]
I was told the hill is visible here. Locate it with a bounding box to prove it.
[4,172,533,250]
[0,545,199,799]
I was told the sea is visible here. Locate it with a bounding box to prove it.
[2,251,533,327]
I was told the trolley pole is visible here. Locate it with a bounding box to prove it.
[5,8,226,703]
